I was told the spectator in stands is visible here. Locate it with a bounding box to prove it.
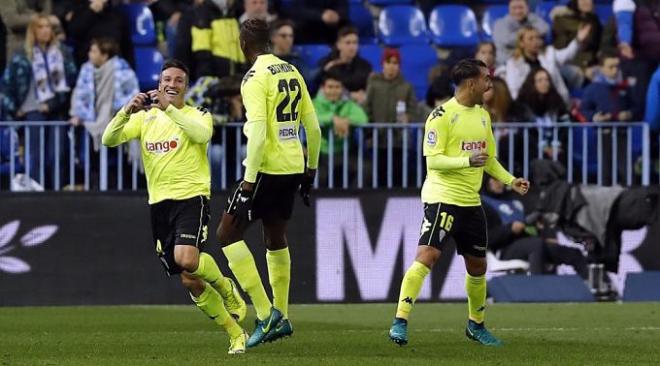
[0,127,22,182]
[175,0,245,82]
[0,15,7,78]
[505,25,591,104]
[418,73,453,119]
[485,77,533,176]
[516,68,570,157]
[364,48,417,124]
[149,0,193,58]
[580,51,633,185]
[66,0,133,67]
[288,0,347,44]
[318,26,372,104]
[482,175,589,279]
[269,19,310,81]
[313,71,367,186]
[493,0,550,66]
[475,41,497,76]
[239,0,277,24]
[2,14,76,182]
[551,0,602,79]
[69,38,139,151]
[0,0,51,63]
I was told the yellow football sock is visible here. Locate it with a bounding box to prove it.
[395,261,431,320]
[266,247,291,318]
[465,273,487,323]
[222,240,272,320]
[192,252,232,294]
[190,283,242,338]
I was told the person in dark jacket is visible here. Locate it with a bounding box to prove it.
[287,0,348,44]
[580,51,634,185]
[66,0,133,67]
[269,19,310,81]
[482,176,589,278]
[551,0,603,76]
[318,25,372,104]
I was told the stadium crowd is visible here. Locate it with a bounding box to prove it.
[0,0,658,189]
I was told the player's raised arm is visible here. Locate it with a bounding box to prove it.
[242,75,268,183]
[101,93,146,147]
[163,103,213,144]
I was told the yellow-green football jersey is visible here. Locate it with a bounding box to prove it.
[421,97,500,206]
[103,105,212,204]
[241,54,318,182]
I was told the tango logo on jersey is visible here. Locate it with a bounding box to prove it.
[279,125,298,141]
[145,138,179,154]
[461,140,486,151]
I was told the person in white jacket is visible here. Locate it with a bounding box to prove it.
[505,24,591,104]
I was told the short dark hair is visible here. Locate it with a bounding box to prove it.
[160,59,190,82]
[597,50,619,65]
[321,70,343,86]
[241,18,270,51]
[270,19,294,37]
[91,38,119,58]
[336,25,358,41]
[450,58,487,86]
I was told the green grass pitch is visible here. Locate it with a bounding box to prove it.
[1,303,659,365]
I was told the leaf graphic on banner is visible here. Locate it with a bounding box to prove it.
[0,221,20,248]
[0,256,31,273]
[20,225,58,247]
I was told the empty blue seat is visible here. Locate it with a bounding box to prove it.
[134,47,164,90]
[294,44,331,68]
[350,2,376,44]
[595,4,614,24]
[378,5,429,46]
[536,1,558,26]
[399,44,437,100]
[121,3,157,46]
[429,5,479,47]
[358,44,383,73]
[481,5,509,40]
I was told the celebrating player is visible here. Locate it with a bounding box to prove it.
[388,59,530,347]
[216,19,321,348]
[102,60,249,354]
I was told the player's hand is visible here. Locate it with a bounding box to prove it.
[511,177,530,196]
[124,93,150,114]
[469,152,489,167]
[231,182,254,226]
[299,169,315,207]
[148,89,169,110]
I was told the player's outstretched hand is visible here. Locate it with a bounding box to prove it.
[511,177,530,196]
[469,152,489,167]
[299,169,316,207]
[231,183,254,226]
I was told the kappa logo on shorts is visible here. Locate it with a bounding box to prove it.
[420,217,432,235]
[426,129,437,146]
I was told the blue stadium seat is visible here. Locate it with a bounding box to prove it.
[429,5,479,47]
[358,44,383,73]
[399,44,436,100]
[368,0,412,5]
[350,2,376,44]
[536,1,558,26]
[595,4,614,25]
[121,3,157,46]
[294,44,331,68]
[134,47,164,90]
[481,5,509,40]
[378,5,429,46]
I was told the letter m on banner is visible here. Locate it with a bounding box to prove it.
[316,198,431,301]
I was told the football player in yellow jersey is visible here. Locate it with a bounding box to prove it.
[388,59,530,347]
[102,60,249,354]
[215,19,321,348]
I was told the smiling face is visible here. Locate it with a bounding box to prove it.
[158,67,188,107]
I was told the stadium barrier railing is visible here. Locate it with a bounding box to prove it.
[0,121,653,191]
